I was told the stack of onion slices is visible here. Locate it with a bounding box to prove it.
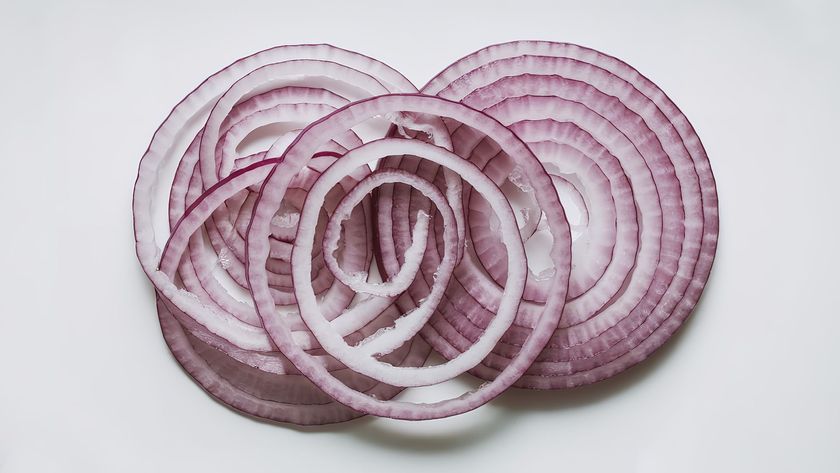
[133,42,718,425]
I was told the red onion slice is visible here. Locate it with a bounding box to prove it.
[247,94,572,419]
[418,40,718,388]
[134,44,427,425]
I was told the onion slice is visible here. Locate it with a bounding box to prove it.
[134,44,429,425]
[247,94,572,420]
[414,40,718,388]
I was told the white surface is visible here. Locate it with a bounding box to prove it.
[1,0,839,471]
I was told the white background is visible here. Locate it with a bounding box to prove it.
[1,0,839,471]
